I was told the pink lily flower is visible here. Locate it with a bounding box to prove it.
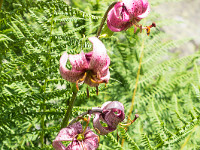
[93,101,125,135]
[60,37,110,91]
[52,122,99,150]
[107,0,153,33]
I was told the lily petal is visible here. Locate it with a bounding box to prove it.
[66,141,83,150]
[88,37,110,76]
[102,101,125,113]
[69,51,89,71]
[102,101,125,128]
[99,69,110,83]
[107,2,131,32]
[52,122,83,150]
[107,0,151,32]
[93,113,115,135]
[103,109,124,128]
[84,130,99,150]
[60,52,85,82]
[93,101,125,135]
[137,3,150,19]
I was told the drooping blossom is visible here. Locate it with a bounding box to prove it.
[60,37,110,91]
[93,101,125,135]
[107,0,153,33]
[52,122,99,150]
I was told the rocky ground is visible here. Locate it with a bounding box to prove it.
[155,0,200,56]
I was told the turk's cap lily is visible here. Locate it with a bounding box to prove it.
[52,122,99,150]
[107,0,150,32]
[123,0,150,20]
[93,101,125,135]
[60,37,110,87]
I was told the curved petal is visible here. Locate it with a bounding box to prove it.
[84,130,99,150]
[52,122,82,150]
[137,3,150,19]
[60,52,85,82]
[88,37,110,75]
[123,0,142,17]
[66,141,82,150]
[107,2,131,32]
[69,51,89,71]
[102,101,124,113]
[99,69,110,83]
[93,113,114,135]
[101,101,125,128]
[52,141,66,150]
[141,0,149,13]
[123,0,150,19]
[103,109,124,128]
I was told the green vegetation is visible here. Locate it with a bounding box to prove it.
[0,0,199,149]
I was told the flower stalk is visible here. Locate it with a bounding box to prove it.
[0,0,3,10]
[61,83,78,128]
[96,2,117,38]
[128,40,144,118]
[68,108,102,126]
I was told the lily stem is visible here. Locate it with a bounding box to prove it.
[96,2,117,38]
[68,108,102,126]
[128,41,144,118]
[61,84,78,128]
[121,40,144,148]
[0,0,3,10]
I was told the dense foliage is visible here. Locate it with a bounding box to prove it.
[0,0,200,149]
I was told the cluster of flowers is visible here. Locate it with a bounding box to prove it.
[53,0,154,149]
[53,101,125,150]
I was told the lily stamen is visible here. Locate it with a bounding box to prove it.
[90,78,105,84]
[119,114,139,127]
[76,72,87,91]
[82,115,91,134]
[134,22,156,36]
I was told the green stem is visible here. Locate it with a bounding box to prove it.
[61,84,78,128]
[96,2,117,38]
[128,40,144,118]
[0,0,3,10]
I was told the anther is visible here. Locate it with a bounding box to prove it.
[146,22,156,36]
[76,72,87,91]
[82,115,91,134]
[119,114,139,127]
[90,78,104,84]
[146,26,151,36]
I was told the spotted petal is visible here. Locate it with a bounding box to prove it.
[123,0,150,19]
[60,52,88,82]
[137,2,150,19]
[93,113,115,135]
[101,101,125,128]
[84,130,99,150]
[107,2,131,32]
[52,122,82,150]
[107,0,151,32]
[88,37,110,76]
[93,101,125,135]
